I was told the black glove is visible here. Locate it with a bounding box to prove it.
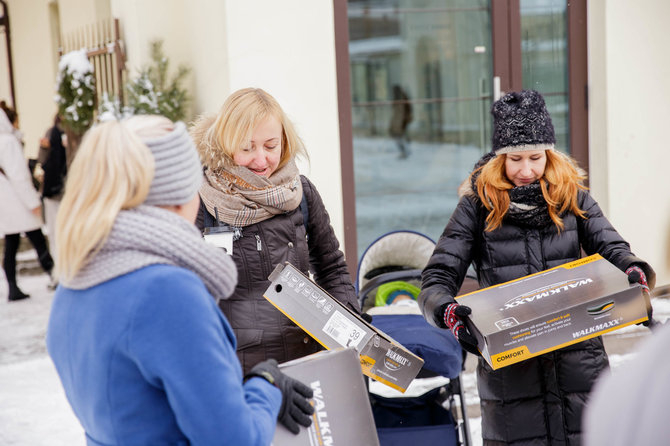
[626,266,654,327]
[443,303,481,356]
[360,312,373,324]
[245,359,314,434]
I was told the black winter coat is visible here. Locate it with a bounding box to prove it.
[41,125,67,199]
[197,176,359,374]
[419,189,655,446]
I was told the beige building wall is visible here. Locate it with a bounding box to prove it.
[1,0,60,159]
[0,26,10,105]
[111,0,346,246]
[3,1,666,282]
[588,0,670,286]
[57,0,110,35]
[222,0,345,245]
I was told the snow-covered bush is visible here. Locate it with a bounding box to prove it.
[97,92,126,122]
[55,49,95,135]
[125,40,190,122]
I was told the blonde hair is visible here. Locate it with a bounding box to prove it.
[474,150,587,232]
[55,120,155,281]
[197,87,308,169]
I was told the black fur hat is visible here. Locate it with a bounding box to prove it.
[491,90,555,155]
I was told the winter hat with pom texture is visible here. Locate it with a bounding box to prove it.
[491,90,555,155]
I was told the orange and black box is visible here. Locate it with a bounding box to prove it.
[457,254,650,370]
[264,262,423,392]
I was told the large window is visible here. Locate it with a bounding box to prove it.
[341,0,586,262]
[520,0,569,152]
[348,0,493,257]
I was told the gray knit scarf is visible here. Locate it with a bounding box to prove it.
[63,206,237,302]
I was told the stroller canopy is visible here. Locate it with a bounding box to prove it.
[357,230,436,311]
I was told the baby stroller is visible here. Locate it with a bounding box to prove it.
[356,230,474,446]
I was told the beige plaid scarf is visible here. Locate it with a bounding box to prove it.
[199,159,303,227]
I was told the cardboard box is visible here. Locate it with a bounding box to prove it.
[456,254,649,370]
[265,262,424,392]
[272,348,380,446]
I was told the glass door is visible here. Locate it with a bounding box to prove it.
[520,0,569,152]
[343,0,587,259]
[348,0,493,258]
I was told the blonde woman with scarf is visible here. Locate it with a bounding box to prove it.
[47,115,314,445]
[191,88,360,374]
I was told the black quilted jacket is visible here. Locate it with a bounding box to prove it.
[419,189,655,445]
[197,175,359,374]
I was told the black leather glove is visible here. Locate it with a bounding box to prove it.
[245,359,314,434]
[627,266,654,328]
[443,303,481,356]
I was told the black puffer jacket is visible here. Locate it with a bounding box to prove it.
[197,176,359,374]
[419,189,655,445]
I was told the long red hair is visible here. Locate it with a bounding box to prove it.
[472,150,588,232]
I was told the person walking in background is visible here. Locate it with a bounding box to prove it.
[191,87,360,373]
[40,114,67,260]
[418,90,655,445]
[389,85,413,159]
[47,115,313,445]
[0,102,55,301]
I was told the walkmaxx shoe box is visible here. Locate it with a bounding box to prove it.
[265,262,424,392]
[456,254,649,370]
[272,348,380,446]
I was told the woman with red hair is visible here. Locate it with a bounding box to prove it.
[419,90,655,445]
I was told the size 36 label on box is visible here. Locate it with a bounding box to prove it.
[323,310,367,349]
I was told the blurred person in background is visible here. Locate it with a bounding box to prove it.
[0,101,54,301]
[40,113,68,261]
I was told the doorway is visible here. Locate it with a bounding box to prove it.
[339,0,587,262]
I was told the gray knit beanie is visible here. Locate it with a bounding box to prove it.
[142,121,203,206]
[491,90,555,155]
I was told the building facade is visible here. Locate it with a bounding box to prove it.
[1,0,668,286]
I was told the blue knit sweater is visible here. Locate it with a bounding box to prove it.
[47,264,281,445]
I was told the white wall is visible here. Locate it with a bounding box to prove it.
[111,0,197,117]
[111,0,346,248]
[0,27,10,104]
[182,0,230,115]
[222,0,345,244]
[589,1,670,286]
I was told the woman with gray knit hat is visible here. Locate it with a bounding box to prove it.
[418,89,655,445]
[46,115,314,445]
[191,87,360,374]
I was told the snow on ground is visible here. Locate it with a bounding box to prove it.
[1,265,667,445]
[0,274,84,445]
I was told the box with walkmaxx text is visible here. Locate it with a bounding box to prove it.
[264,262,424,392]
[456,254,649,370]
[272,348,379,446]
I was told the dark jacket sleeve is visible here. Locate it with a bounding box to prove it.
[577,191,656,289]
[419,195,480,327]
[301,176,360,313]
